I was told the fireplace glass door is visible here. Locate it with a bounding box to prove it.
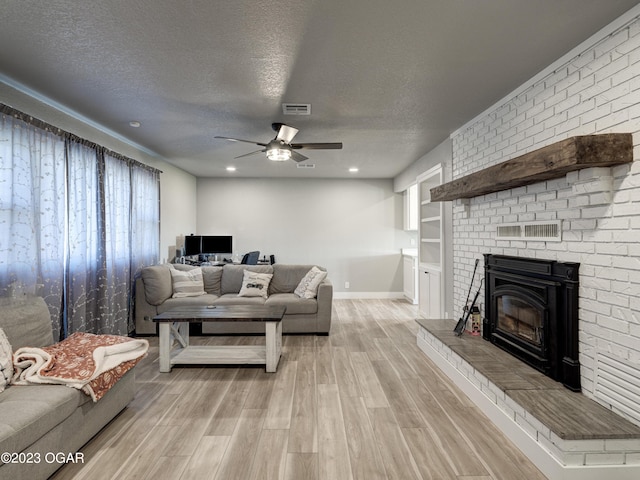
[497,295,544,347]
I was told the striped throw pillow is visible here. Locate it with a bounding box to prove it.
[294,266,327,299]
[169,266,206,298]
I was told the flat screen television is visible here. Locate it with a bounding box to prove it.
[201,235,233,254]
[184,235,201,256]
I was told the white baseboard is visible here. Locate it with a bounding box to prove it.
[333,291,405,300]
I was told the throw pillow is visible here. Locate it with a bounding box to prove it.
[202,266,223,296]
[169,266,206,298]
[238,270,273,299]
[0,327,13,393]
[294,266,327,299]
[141,264,173,305]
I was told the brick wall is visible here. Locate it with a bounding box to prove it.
[451,13,640,425]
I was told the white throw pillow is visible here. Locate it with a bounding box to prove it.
[0,328,13,393]
[294,266,327,299]
[169,266,206,298]
[238,270,273,299]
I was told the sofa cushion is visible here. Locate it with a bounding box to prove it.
[269,264,326,294]
[265,293,318,315]
[169,266,206,298]
[214,294,266,306]
[158,294,220,313]
[0,328,12,393]
[202,266,223,296]
[221,265,273,295]
[0,383,86,455]
[294,266,328,299]
[238,271,273,299]
[141,265,173,305]
[0,297,54,349]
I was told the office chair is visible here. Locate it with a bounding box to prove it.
[241,251,260,265]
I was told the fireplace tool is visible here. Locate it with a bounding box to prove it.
[454,258,479,335]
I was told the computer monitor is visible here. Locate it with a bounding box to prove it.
[183,235,201,256]
[201,235,233,254]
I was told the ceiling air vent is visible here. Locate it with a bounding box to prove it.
[496,221,562,242]
[297,163,315,169]
[282,103,311,115]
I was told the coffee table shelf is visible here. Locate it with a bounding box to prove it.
[169,345,266,365]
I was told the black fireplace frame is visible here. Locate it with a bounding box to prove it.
[483,254,581,391]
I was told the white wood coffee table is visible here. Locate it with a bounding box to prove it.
[153,305,286,373]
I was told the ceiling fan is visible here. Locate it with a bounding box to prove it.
[215,123,343,162]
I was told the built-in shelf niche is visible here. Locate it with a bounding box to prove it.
[418,166,443,268]
[417,164,444,319]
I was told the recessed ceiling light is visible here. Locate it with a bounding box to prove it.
[129,121,141,128]
[226,166,236,172]
[349,167,359,173]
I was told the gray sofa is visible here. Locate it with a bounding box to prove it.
[135,263,333,335]
[0,297,136,480]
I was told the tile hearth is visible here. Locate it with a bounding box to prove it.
[416,318,640,478]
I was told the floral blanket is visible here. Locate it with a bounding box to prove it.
[12,332,149,402]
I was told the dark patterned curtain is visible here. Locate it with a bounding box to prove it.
[0,104,160,338]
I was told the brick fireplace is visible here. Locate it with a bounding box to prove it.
[446,12,640,426]
[415,8,640,478]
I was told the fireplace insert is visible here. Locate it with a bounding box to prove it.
[483,254,581,391]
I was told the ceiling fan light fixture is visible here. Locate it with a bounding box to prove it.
[216,123,342,164]
[266,148,292,161]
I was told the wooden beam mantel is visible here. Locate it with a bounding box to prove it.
[430,134,633,202]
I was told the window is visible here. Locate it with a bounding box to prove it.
[0,104,160,338]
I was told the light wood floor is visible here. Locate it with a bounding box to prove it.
[51,299,547,480]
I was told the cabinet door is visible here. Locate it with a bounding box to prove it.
[419,268,441,318]
[403,256,417,303]
[427,270,441,318]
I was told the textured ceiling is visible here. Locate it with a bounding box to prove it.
[1,0,638,178]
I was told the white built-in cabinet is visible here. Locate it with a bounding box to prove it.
[403,254,418,304]
[417,164,444,318]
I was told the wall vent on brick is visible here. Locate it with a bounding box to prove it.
[595,352,640,425]
[496,221,562,242]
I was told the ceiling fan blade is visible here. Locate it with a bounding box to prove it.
[275,124,299,143]
[234,149,266,159]
[290,150,309,163]
[291,142,343,150]
[214,136,268,147]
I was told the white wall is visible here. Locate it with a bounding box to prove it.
[159,169,197,262]
[449,7,640,426]
[0,81,197,260]
[196,177,410,295]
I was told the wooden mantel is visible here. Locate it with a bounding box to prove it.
[430,134,633,202]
